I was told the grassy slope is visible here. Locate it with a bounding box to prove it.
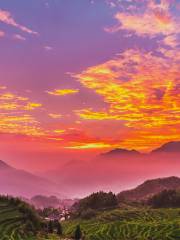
[62,208,180,240]
[0,200,34,240]
[0,199,64,240]
[2,198,180,240]
[0,200,64,240]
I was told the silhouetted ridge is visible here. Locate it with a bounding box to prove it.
[152,141,180,153]
[0,160,12,169]
[102,148,140,156]
[117,176,180,202]
[0,159,62,198]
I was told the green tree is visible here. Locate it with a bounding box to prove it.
[48,220,53,233]
[74,225,82,240]
[148,189,180,208]
[54,220,63,235]
[74,191,118,212]
[81,208,96,219]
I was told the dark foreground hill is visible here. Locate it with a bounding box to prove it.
[0,196,40,240]
[117,176,180,202]
[0,195,68,240]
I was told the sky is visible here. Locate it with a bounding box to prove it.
[0,0,179,172]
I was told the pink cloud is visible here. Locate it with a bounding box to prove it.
[0,9,38,35]
[13,34,26,41]
[44,45,53,51]
[0,30,5,37]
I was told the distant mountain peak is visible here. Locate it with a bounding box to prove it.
[102,148,140,156]
[152,141,180,153]
[0,159,63,198]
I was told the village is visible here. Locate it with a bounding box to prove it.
[38,206,71,222]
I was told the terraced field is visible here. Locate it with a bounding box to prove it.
[0,199,64,240]
[2,198,180,240]
[0,200,35,240]
[63,208,180,240]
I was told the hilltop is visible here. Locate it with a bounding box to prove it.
[0,159,13,169]
[117,176,180,202]
[101,148,141,157]
[0,159,63,198]
[152,141,180,153]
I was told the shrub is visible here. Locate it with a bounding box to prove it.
[80,208,96,219]
[148,189,180,208]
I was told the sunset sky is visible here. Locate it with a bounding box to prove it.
[0,0,179,171]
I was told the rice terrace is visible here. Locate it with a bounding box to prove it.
[63,208,180,240]
[1,193,180,240]
[0,197,39,240]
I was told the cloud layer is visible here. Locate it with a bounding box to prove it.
[0,0,179,152]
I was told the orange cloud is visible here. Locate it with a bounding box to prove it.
[0,92,42,111]
[0,93,28,101]
[0,114,44,136]
[75,108,122,120]
[0,87,44,137]
[65,142,112,149]
[47,89,79,96]
[75,47,180,150]
[48,113,62,119]
[24,102,42,110]
[60,129,115,150]
[53,129,65,134]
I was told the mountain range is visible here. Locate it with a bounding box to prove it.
[0,141,179,199]
[103,141,180,156]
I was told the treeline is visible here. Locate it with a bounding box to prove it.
[73,191,118,219]
[72,189,180,220]
[148,190,180,208]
